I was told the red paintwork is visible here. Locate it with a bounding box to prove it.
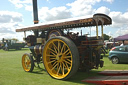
[82,76,128,85]
[98,70,128,76]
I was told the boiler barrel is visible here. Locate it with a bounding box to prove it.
[34,45,44,55]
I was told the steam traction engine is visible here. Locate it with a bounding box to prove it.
[16,14,111,80]
[16,0,112,80]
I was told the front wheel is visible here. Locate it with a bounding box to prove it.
[22,53,34,72]
[43,36,80,80]
[111,57,119,64]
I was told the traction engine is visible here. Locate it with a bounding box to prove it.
[16,0,112,80]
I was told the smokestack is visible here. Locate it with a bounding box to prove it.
[32,0,39,24]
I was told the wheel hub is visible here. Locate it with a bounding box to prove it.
[56,54,63,62]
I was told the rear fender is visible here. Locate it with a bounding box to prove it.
[109,54,119,60]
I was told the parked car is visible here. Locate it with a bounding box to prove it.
[104,41,119,50]
[108,45,128,64]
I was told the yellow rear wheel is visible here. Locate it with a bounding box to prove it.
[43,36,79,80]
[22,53,34,72]
[47,29,63,40]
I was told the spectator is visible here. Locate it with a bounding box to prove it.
[5,43,8,50]
[120,40,124,46]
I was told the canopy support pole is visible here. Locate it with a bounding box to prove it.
[96,25,98,39]
[24,31,26,38]
[101,24,104,39]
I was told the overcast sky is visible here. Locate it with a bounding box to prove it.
[0,0,128,41]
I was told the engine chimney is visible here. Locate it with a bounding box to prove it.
[32,0,39,24]
[32,0,39,37]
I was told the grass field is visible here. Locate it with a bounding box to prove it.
[0,48,128,85]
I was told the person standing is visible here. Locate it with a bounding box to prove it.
[120,40,124,46]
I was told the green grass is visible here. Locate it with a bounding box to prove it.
[0,49,128,85]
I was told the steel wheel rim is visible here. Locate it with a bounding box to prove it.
[22,54,31,71]
[112,57,118,64]
[43,39,72,79]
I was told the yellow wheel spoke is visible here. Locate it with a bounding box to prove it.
[57,62,59,71]
[25,58,28,61]
[57,63,61,75]
[53,46,58,54]
[51,62,58,71]
[58,41,61,53]
[64,61,70,71]
[62,62,68,71]
[61,62,65,75]
[66,59,71,63]
[63,44,66,52]
[50,51,56,56]
[50,57,56,59]
[28,64,31,68]
[27,61,31,65]
[52,42,58,51]
[52,61,58,66]
[63,60,71,65]
[48,60,56,64]
[59,42,62,53]
[46,54,56,57]
[63,56,71,58]
[61,44,65,53]
[62,63,65,75]
[60,63,63,75]
[63,49,69,54]
[66,51,71,55]
[48,47,57,54]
